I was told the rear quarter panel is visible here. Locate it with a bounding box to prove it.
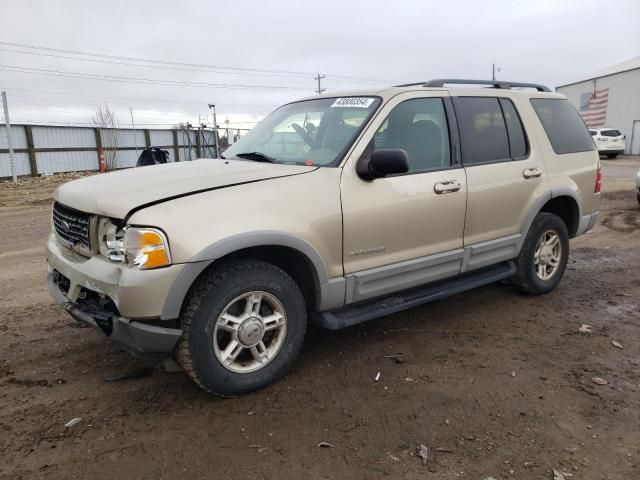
[519,94,600,217]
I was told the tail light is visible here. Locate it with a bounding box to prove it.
[595,159,602,193]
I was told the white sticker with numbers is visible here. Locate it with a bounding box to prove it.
[330,97,376,108]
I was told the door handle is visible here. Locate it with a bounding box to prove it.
[523,167,543,179]
[434,180,462,194]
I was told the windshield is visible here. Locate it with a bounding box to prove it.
[224,96,381,167]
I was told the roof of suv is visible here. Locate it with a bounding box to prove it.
[298,79,562,102]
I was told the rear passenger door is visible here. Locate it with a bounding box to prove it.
[452,95,545,270]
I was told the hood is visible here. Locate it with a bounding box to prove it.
[54,159,316,219]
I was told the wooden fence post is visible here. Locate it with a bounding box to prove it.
[24,125,38,176]
[195,128,202,158]
[172,129,180,162]
[94,128,102,170]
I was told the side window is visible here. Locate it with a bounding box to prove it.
[530,98,595,154]
[499,98,528,158]
[373,98,451,172]
[454,97,510,164]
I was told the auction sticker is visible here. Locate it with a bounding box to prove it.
[330,97,376,108]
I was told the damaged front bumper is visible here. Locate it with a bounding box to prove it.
[48,271,182,359]
[46,233,183,359]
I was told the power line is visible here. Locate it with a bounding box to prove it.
[0,86,280,107]
[0,47,309,80]
[0,40,397,85]
[0,41,313,77]
[0,64,310,90]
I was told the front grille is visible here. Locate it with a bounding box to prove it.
[53,202,92,250]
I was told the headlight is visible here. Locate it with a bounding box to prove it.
[98,219,171,269]
[98,218,126,261]
[124,228,171,269]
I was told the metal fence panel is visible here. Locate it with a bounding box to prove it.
[36,151,98,174]
[113,150,140,169]
[0,152,30,177]
[149,129,173,146]
[0,125,28,149]
[179,147,198,161]
[33,126,96,149]
[109,129,145,149]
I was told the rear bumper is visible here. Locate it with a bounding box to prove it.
[597,148,624,155]
[48,272,181,358]
[577,211,599,236]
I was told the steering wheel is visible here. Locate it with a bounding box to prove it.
[291,123,315,148]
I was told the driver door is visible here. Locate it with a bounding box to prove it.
[340,92,467,303]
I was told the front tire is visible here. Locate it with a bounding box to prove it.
[176,259,307,396]
[514,212,569,295]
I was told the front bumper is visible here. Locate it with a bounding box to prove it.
[46,233,184,357]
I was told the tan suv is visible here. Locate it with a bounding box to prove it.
[47,79,601,396]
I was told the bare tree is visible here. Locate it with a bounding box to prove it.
[93,103,119,171]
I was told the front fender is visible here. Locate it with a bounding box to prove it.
[160,231,333,320]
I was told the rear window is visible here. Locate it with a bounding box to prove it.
[601,129,622,137]
[530,98,595,154]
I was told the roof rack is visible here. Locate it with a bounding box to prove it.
[395,79,551,92]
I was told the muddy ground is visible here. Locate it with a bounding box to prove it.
[1,159,639,480]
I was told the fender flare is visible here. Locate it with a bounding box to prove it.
[518,188,582,248]
[160,231,330,320]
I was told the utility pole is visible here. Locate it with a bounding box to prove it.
[314,73,326,94]
[208,104,220,158]
[1,91,17,183]
[492,63,500,82]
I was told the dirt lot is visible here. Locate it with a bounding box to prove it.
[1,159,639,480]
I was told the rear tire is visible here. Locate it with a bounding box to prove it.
[514,213,569,295]
[176,259,307,396]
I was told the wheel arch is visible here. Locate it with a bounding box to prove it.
[521,188,581,240]
[161,232,330,321]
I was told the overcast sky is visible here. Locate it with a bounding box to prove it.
[0,0,638,130]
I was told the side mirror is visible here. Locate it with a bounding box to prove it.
[357,149,410,180]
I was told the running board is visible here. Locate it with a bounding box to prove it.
[317,261,516,330]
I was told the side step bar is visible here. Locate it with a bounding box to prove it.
[317,261,516,330]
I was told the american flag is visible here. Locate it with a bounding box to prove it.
[579,88,608,128]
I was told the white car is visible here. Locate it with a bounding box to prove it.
[589,128,625,159]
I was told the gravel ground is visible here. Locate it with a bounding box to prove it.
[0,158,639,480]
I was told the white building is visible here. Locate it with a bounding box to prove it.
[556,57,640,155]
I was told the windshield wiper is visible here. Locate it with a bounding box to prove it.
[235,152,279,163]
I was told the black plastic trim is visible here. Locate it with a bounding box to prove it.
[317,261,516,330]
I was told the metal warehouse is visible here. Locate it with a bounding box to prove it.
[557,57,640,155]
